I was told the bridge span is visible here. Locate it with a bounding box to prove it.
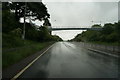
[48,27,103,31]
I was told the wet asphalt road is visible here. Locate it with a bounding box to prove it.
[19,42,118,78]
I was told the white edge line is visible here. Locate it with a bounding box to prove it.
[88,48,119,58]
[11,43,55,80]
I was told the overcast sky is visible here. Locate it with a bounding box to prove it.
[40,0,119,40]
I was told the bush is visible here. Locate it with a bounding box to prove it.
[2,34,24,48]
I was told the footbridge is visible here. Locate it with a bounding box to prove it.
[48,26,103,31]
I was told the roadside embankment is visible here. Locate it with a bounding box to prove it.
[80,42,120,58]
[3,42,55,78]
[3,41,55,69]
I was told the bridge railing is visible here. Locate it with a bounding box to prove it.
[48,27,103,31]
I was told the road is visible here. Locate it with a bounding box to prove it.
[19,42,118,78]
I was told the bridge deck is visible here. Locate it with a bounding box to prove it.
[49,27,103,31]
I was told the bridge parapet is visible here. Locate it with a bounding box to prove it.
[48,27,103,31]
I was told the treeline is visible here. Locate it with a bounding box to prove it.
[2,2,62,48]
[70,22,120,44]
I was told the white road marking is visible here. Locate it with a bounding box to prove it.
[11,43,55,80]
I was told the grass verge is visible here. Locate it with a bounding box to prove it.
[3,41,54,69]
[88,41,120,46]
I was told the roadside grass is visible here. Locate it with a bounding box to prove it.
[2,33,37,49]
[88,41,120,46]
[2,33,56,69]
[3,42,54,69]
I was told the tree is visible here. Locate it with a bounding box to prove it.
[115,22,120,42]
[101,23,114,35]
[9,2,51,39]
[2,2,63,42]
[70,22,120,43]
[2,2,20,33]
[43,18,51,26]
[9,2,50,22]
[92,24,102,28]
